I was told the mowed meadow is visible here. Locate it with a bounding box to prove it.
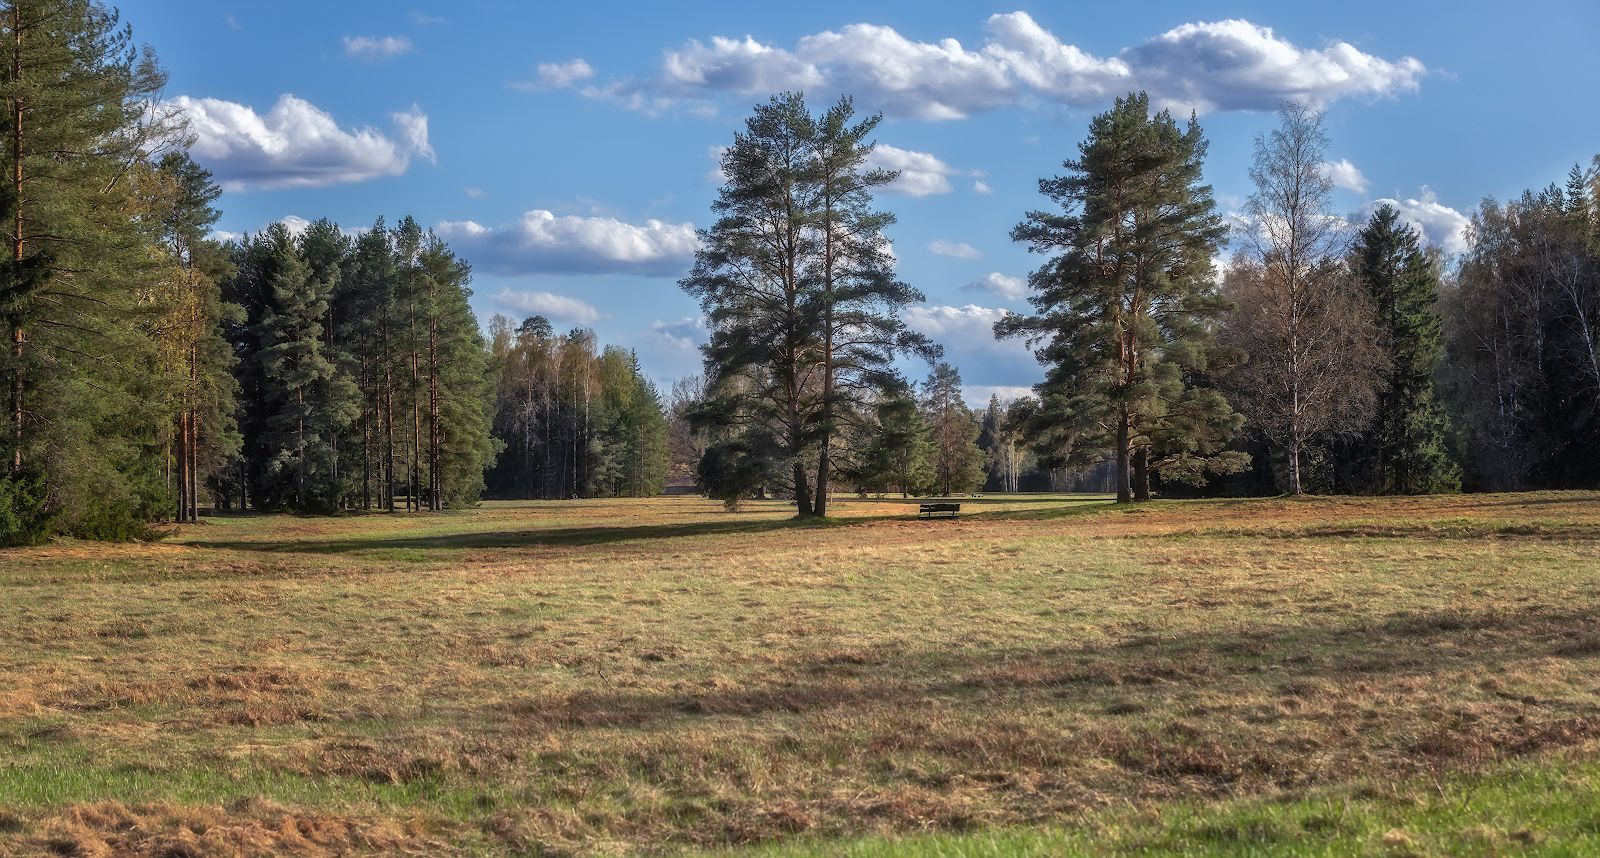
[4,493,1600,856]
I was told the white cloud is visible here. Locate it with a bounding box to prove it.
[962,272,1027,300]
[600,13,1426,119]
[650,316,708,351]
[492,288,601,324]
[905,304,1040,399]
[464,186,486,199]
[390,104,436,165]
[209,214,312,243]
[409,12,446,26]
[1359,188,1471,256]
[173,94,435,190]
[1120,20,1426,112]
[972,179,993,194]
[513,58,596,91]
[966,384,1035,406]
[706,144,729,184]
[1320,158,1369,194]
[903,304,1025,353]
[343,35,413,61]
[866,144,959,196]
[277,215,312,237]
[930,240,981,259]
[435,210,700,276]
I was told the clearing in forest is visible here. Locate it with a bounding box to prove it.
[3,493,1600,855]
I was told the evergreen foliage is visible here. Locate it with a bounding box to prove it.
[999,92,1245,502]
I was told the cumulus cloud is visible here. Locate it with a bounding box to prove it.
[962,272,1028,300]
[1120,20,1425,112]
[343,35,413,60]
[594,12,1425,119]
[173,94,436,190]
[972,179,993,194]
[512,59,596,91]
[435,210,700,276]
[492,288,601,324]
[865,144,961,196]
[1320,158,1369,194]
[1358,188,1471,255]
[930,240,981,259]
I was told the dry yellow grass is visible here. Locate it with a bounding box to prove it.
[2,492,1599,855]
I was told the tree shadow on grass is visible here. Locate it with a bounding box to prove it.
[189,514,884,555]
[188,496,1129,555]
[492,604,1600,736]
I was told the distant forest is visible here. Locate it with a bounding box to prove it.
[2,2,1598,543]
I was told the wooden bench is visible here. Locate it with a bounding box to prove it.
[919,502,961,519]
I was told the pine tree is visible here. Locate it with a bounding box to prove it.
[683,92,822,516]
[0,0,179,538]
[243,224,340,510]
[150,151,239,522]
[808,95,934,515]
[420,234,498,507]
[999,92,1244,502]
[920,363,986,496]
[849,386,931,497]
[1344,205,1460,494]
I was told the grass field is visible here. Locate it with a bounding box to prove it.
[3,492,1600,856]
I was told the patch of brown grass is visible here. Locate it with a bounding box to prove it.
[9,799,447,857]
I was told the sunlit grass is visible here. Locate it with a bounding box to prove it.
[3,492,1599,854]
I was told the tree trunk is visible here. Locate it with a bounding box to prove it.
[793,460,813,517]
[9,8,24,475]
[1288,437,1303,495]
[175,405,188,522]
[1132,446,1151,502]
[1114,406,1131,503]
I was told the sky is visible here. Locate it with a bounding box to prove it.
[121,0,1600,404]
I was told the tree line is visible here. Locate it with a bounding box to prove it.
[484,315,669,500]
[0,0,673,544]
[4,1,1595,540]
[680,90,1600,511]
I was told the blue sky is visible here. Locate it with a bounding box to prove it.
[123,1,1600,402]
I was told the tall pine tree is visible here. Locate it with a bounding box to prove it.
[999,92,1244,502]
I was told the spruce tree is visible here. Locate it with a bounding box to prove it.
[868,387,932,497]
[246,224,339,510]
[999,92,1243,502]
[1345,205,1461,494]
[920,363,986,496]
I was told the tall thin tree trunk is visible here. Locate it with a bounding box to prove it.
[176,402,188,522]
[1288,437,1303,495]
[1115,407,1131,503]
[9,7,24,475]
[1132,446,1151,502]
